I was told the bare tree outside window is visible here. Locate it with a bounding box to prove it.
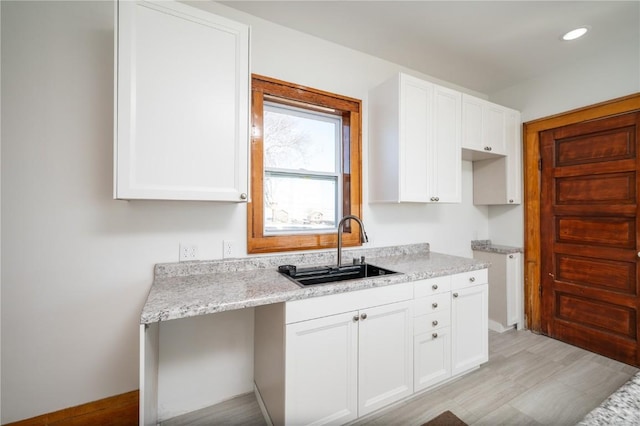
[263,103,341,233]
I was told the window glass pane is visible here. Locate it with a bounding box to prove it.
[263,104,339,173]
[264,173,338,233]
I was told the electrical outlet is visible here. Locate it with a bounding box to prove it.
[223,240,234,259]
[179,243,199,262]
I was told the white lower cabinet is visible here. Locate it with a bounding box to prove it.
[413,276,452,392]
[253,271,488,426]
[283,300,413,425]
[358,301,414,416]
[285,311,359,425]
[255,283,414,426]
[451,271,489,376]
[414,326,451,391]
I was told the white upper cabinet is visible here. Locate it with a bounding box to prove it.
[462,94,509,159]
[369,73,461,203]
[472,108,522,205]
[114,0,250,201]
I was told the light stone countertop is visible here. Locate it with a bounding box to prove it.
[471,239,523,255]
[140,243,489,324]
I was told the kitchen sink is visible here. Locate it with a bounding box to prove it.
[278,263,399,287]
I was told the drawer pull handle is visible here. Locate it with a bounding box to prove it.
[360,313,368,320]
[432,333,438,338]
[509,254,514,259]
[353,315,359,322]
[432,284,438,290]
[469,277,476,282]
[432,320,438,326]
[432,303,438,309]
[453,293,459,298]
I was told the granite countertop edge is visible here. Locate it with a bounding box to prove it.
[141,243,490,325]
[471,239,523,254]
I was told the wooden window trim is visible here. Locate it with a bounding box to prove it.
[523,92,640,332]
[248,74,363,254]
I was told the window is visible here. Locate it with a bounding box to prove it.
[248,75,362,254]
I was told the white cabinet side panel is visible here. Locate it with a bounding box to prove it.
[140,323,159,426]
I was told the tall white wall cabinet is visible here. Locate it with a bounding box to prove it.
[114,0,250,201]
[462,94,522,205]
[369,73,462,203]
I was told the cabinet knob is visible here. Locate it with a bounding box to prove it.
[353,315,360,322]
[360,313,368,320]
[484,146,492,151]
[509,199,514,203]
[509,254,514,259]
[432,284,438,290]
[453,292,459,298]
[432,333,438,338]
[469,277,476,282]
[432,302,438,309]
[240,193,248,200]
[435,197,440,201]
[432,320,439,326]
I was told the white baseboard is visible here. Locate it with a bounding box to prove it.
[489,319,514,333]
[254,383,273,426]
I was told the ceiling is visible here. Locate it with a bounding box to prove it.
[220,1,639,94]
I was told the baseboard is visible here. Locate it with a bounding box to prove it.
[5,390,139,426]
[488,319,514,333]
[254,383,274,426]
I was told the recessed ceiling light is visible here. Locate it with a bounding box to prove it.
[562,27,589,41]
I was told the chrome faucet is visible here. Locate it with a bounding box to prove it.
[337,215,368,267]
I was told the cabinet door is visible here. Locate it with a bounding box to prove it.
[430,85,461,203]
[400,75,433,202]
[358,301,413,416]
[115,0,249,201]
[483,103,507,155]
[451,284,488,376]
[414,327,451,392]
[285,311,358,426]
[462,94,507,157]
[461,95,484,152]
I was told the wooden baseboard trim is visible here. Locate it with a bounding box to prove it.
[6,390,139,426]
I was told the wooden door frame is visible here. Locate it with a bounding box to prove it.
[524,93,640,332]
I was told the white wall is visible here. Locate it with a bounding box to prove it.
[486,31,640,248]
[1,1,490,422]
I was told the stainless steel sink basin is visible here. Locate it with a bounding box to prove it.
[278,263,399,286]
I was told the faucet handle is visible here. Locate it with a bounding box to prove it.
[352,256,366,265]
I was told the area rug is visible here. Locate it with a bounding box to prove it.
[421,410,467,426]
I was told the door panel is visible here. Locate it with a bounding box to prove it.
[540,111,640,366]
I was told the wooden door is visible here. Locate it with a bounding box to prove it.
[540,111,640,366]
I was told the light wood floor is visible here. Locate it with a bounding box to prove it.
[162,329,639,426]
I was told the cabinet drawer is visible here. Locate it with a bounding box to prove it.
[286,282,413,324]
[415,311,450,335]
[414,276,451,298]
[414,292,450,317]
[452,269,488,290]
